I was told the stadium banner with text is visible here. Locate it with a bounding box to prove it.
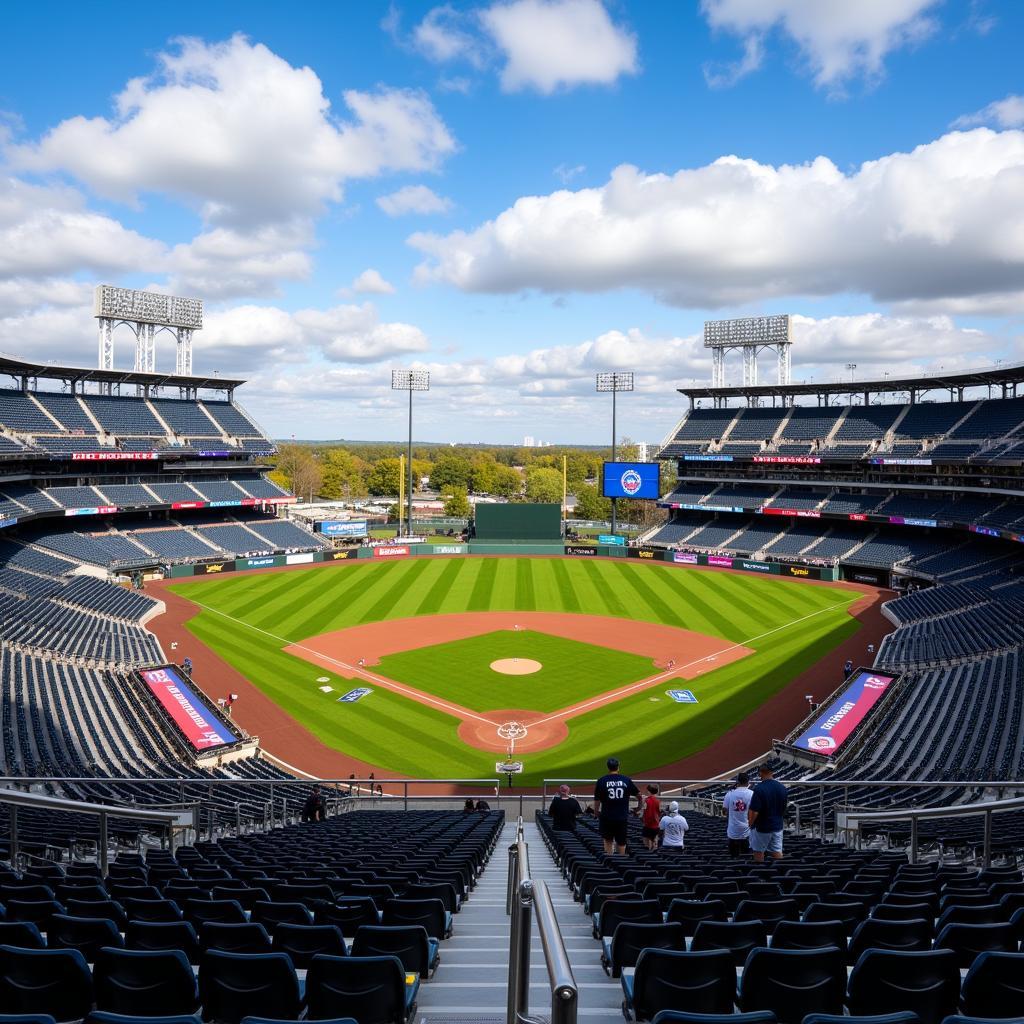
[318,520,368,536]
[752,455,822,465]
[373,545,410,558]
[629,547,662,560]
[564,544,598,556]
[683,453,733,462]
[71,451,159,461]
[64,505,118,517]
[326,548,359,560]
[761,507,821,518]
[240,556,280,569]
[171,501,206,510]
[780,564,815,579]
[601,462,661,500]
[209,500,242,508]
[426,544,468,555]
[792,670,899,756]
[285,552,314,565]
[195,561,235,575]
[598,534,626,546]
[673,551,700,564]
[139,666,236,751]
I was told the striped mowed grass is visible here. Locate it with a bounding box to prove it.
[169,557,861,782]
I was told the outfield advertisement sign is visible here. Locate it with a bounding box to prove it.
[65,506,118,517]
[792,670,898,756]
[319,520,368,537]
[597,534,626,546]
[374,545,410,557]
[285,553,314,565]
[432,544,468,554]
[328,549,359,560]
[197,561,235,575]
[244,556,277,568]
[139,666,236,751]
[630,547,660,560]
[739,560,773,573]
[673,552,699,564]
[564,545,597,556]
[707,555,734,567]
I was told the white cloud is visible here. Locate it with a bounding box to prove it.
[0,277,93,319]
[293,303,429,362]
[554,163,586,185]
[700,0,940,91]
[412,5,486,67]
[954,94,1024,130]
[377,184,453,216]
[481,0,638,94]
[9,34,456,228]
[0,176,166,278]
[350,269,396,295]
[411,127,1024,313]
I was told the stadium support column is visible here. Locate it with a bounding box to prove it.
[596,371,634,536]
[391,369,429,538]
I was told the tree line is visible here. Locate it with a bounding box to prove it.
[269,442,672,526]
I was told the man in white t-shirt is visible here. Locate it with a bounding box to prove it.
[658,801,689,851]
[722,772,755,857]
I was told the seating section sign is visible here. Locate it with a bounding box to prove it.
[792,670,898,755]
[139,666,236,751]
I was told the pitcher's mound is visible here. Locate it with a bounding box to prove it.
[490,658,542,675]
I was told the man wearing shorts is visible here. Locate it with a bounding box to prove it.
[748,763,788,861]
[640,785,661,850]
[722,773,754,857]
[593,757,641,855]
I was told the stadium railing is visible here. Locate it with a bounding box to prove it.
[0,787,190,873]
[837,793,1024,866]
[506,815,577,1024]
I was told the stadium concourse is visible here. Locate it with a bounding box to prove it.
[0,354,1023,1022]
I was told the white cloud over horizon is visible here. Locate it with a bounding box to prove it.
[376,184,453,217]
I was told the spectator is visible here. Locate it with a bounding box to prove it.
[640,784,662,850]
[722,773,754,857]
[748,763,788,862]
[301,785,325,823]
[867,643,875,656]
[548,784,583,832]
[659,801,689,851]
[476,798,491,812]
[182,656,192,675]
[593,757,641,855]
[347,772,356,795]
[843,658,853,680]
[462,799,476,814]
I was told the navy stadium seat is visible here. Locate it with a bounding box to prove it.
[848,949,961,1024]
[93,947,199,1017]
[198,951,302,1024]
[305,954,418,1024]
[739,946,846,1024]
[621,948,735,1021]
[0,945,94,1021]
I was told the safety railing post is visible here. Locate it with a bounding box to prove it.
[984,809,993,868]
[235,804,241,837]
[818,785,825,839]
[910,816,919,864]
[506,842,519,915]
[9,804,18,867]
[404,782,408,813]
[99,811,109,876]
[510,879,533,1024]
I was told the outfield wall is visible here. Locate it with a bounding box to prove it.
[168,543,838,582]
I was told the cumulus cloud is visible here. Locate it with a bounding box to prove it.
[0,176,166,278]
[350,269,396,294]
[700,0,940,91]
[953,94,1024,130]
[9,34,456,228]
[377,184,453,217]
[411,4,487,67]
[411,128,1024,314]
[482,0,638,93]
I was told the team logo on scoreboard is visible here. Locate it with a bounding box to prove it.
[806,735,837,752]
[620,469,643,495]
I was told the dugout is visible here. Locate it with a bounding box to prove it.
[474,503,563,542]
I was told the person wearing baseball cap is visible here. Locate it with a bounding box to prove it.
[659,800,689,851]
[593,757,641,855]
[748,762,788,861]
[548,783,583,833]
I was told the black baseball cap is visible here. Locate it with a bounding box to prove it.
[607,757,620,771]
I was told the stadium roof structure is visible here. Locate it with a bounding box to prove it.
[0,351,243,394]
[679,360,1024,408]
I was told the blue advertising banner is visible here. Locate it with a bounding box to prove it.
[337,687,372,703]
[666,689,698,703]
[597,534,626,546]
[320,520,368,536]
[602,462,661,500]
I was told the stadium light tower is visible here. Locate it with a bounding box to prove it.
[596,371,634,536]
[392,369,430,537]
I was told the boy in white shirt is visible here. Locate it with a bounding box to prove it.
[658,801,689,851]
[722,772,755,857]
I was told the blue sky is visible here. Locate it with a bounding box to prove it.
[0,0,1021,443]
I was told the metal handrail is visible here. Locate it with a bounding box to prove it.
[506,822,577,1024]
[0,788,190,875]
[837,794,1024,867]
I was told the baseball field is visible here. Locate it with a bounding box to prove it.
[166,556,864,783]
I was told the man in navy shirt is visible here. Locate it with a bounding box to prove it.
[593,757,641,855]
[748,762,788,861]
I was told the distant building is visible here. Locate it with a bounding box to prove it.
[523,435,535,447]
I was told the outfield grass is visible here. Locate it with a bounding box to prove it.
[170,557,861,782]
[375,629,655,712]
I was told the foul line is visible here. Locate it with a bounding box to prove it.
[180,595,854,734]
[180,599,495,725]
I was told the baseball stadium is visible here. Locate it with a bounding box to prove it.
[2,9,1024,1023]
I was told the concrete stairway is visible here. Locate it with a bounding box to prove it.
[419,819,623,1023]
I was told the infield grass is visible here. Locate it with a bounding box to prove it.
[169,557,861,782]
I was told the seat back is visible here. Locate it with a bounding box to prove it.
[734,899,800,933]
[849,918,932,961]
[960,949,1024,1018]
[803,900,867,931]
[48,914,124,959]
[934,921,1018,968]
[665,900,727,936]
[848,948,960,1024]
[93,946,199,1017]
[608,922,684,976]
[351,926,431,976]
[598,899,662,937]
[691,920,767,965]
[271,923,346,969]
[632,948,735,1021]
[382,899,447,939]
[198,950,301,1024]
[305,954,407,1024]
[0,922,45,949]
[250,902,313,933]
[316,898,380,933]
[0,945,94,1021]
[770,919,847,954]
[201,922,273,955]
[125,920,201,965]
[739,946,845,1024]
[185,899,247,926]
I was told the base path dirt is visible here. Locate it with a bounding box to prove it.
[284,611,753,755]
